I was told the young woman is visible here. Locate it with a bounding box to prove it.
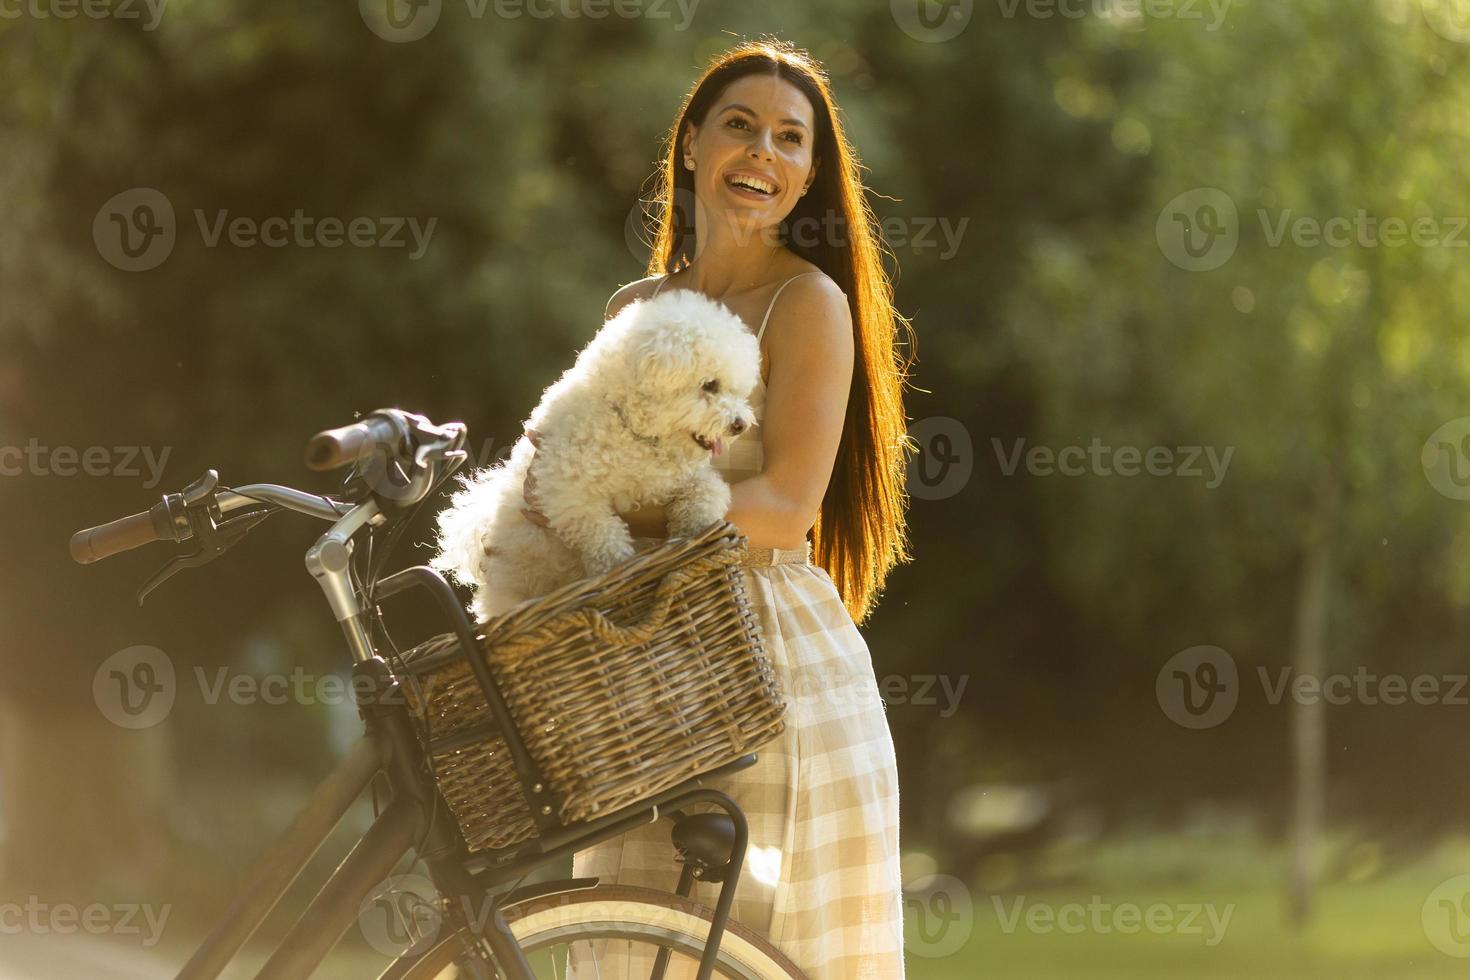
[523,37,917,979]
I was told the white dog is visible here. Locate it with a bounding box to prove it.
[430,287,762,622]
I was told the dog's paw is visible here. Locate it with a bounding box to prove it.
[666,484,730,538]
[581,539,636,578]
[667,510,720,538]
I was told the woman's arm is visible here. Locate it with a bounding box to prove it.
[748,275,854,546]
[614,474,809,545]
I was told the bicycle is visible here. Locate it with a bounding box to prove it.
[69,407,808,980]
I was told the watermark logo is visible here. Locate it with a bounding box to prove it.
[360,0,442,42]
[93,189,438,271]
[1422,0,1470,44]
[1156,645,1238,730]
[908,416,973,501]
[903,873,974,957]
[94,188,176,272]
[1424,875,1470,957]
[892,0,974,43]
[1422,417,1470,501]
[1157,646,1470,729]
[623,185,711,268]
[93,645,176,730]
[358,874,444,957]
[1157,187,1239,272]
[1161,188,1469,271]
[92,647,433,728]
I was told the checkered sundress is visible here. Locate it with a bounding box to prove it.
[568,275,907,978]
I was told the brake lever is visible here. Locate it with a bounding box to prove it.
[411,420,469,469]
[135,508,273,607]
[340,417,468,509]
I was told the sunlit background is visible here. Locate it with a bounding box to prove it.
[5,0,1470,976]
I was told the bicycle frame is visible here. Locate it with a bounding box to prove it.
[170,485,753,980]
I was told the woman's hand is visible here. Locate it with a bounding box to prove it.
[520,427,550,527]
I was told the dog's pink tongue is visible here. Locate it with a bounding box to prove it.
[711,438,724,457]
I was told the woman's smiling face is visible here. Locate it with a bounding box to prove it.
[683,73,819,228]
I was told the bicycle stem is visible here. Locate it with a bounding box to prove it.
[304,497,387,663]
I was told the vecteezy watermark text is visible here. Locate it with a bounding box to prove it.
[785,668,970,718]
[1157,645,1470,729]
[1258,667,1470,707]
[0,0,167,29]
[993,0,1234,31]
[93,646,427,730]
[624,194,969,264]
[785,213,969,260]
[94,188,437,272]
[0,440,170,488]
[359,0,700,43]
[992,894,1234,946]
[194,210,436,258]
[0,897,171,947]
[1257,209,1468,250]
[992,437,1234,488]
[1157,187,1470,272]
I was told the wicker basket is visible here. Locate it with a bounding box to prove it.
[397,520,787,854]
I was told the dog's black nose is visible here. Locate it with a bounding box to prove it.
[729,418,746,435]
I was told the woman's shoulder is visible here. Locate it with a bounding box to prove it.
[603,274,669,321]
[770,262,847,320]
[776,259,844,302]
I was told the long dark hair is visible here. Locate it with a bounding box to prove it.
[641,37,918,626]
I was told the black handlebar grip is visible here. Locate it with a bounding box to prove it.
[70,508,163,565]
[304,416,401,472]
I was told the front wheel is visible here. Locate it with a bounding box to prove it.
[382,883,808,980]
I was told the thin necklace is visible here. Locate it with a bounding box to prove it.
[611,399,661,447]
[678,255,784,299]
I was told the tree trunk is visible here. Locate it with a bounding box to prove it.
[1287,487,1337,928]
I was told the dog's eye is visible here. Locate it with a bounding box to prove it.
[701,379,721,394]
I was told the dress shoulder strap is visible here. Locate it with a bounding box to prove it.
[757,272,822,342]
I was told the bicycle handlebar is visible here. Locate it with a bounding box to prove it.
[70,504,170,565]
[69,409,467,572]
[304,414,405,472]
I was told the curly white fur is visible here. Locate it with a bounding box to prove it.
[430,287,762,622]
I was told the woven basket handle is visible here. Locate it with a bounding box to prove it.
[494,550,736,662]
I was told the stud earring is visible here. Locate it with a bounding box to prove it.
[685,158,695,170]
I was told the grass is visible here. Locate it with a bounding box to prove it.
[905,833,1470,979]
